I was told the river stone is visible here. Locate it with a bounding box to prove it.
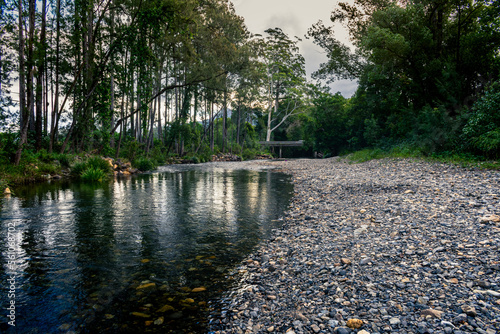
[346,318,363,329]
[335,328,350,334]
[453,313,467,324]
[421,308,444,319]
[206,158,500,334]
[461,305,477,317]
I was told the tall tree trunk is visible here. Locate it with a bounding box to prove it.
[157,68,163,144]
[27,0,35,132]
[222,87,227,152]
[49,0,61,153]
[266,81,280,142]
[109,7,115,149]
[14,0,28,165]
[115,92,126,160]
[35,0,47,151]
[146,70,159,154]
[130,72,135,139]
[236,103,241,146]
[210,101,214,151]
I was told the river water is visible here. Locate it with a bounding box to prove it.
[0,165,293,333]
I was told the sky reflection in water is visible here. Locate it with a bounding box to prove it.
[0,167,293,333]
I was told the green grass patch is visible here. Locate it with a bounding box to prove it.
[343,146,500,170]
[344,148,388,162]
[81,167,107,182]
[70,156,112,181]
[0,163,48,186]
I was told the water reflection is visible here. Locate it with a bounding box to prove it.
[0,168,292,333]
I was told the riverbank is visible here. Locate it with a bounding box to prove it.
[209,157,500,334]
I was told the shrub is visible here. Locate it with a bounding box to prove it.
[38,162,59,175]
[242,148,258,160]
[0,179,8,191]
[70,156,112,181]
[56,154,71,168]
[411,106,461,155]
[462,82,500,158]
[122,140,141,162]
[134,157,156,171]
[347,148,387,162]
[70,161,87,177]
[81,167,107,182]
[0,132,17,163]
[86,156,112,172]
[150,145,166,165]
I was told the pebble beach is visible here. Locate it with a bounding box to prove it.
[209,157,500,334]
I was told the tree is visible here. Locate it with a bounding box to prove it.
[309,0,500,153]
[258,28,307,142]
[14,0,36,165]
[0,0,16,129]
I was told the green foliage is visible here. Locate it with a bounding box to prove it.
[80,167,108,182]
[307,0,500,163]
[0,179,8,192]
[309,91,354,156]
[410,106,463,155]
[122,140,141,162]
[363,115,381,147]
[70,156,111,181]
[149,142,167,165]
[70,161,87,178]
[32,149,73,168]
[346,148,387,162]
[344,145,500,170]
[0,161,48,186]
[134,157,157,172]
[56,154,71,168]
[38,162,60,175]
[242,148,259,160]
[0,132,17,164]
[462,83,500,158]
[86,156,113,172]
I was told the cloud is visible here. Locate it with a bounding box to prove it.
[264,12,304,37]
[233,0,359,98]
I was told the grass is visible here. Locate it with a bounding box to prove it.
[70,156,112,182]
[81,167,108,182]
[0,160,57,187]
[343,146,500,170]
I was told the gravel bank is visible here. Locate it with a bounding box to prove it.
[209,158,500,334]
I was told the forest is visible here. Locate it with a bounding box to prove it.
[0,0,499,185]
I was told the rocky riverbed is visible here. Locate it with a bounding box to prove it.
[208,157,500,334]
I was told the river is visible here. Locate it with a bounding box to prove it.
[0,164,293,333]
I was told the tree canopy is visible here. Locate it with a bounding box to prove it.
[1,0,499,169]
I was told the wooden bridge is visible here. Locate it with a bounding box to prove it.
[258,140,304,158]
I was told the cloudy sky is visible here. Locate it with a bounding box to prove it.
[231,0,358,97]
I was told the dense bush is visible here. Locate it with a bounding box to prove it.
[410,106,462,155]
[242,148,258,160]
[70,156,112,181]
[122,140,141,162]
[86,156,113,172]
[134,157,156,171]
[81,167,107,182]
[0,133,17,164]
[462,83,500,158]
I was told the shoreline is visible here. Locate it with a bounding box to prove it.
[209,157,500,334]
